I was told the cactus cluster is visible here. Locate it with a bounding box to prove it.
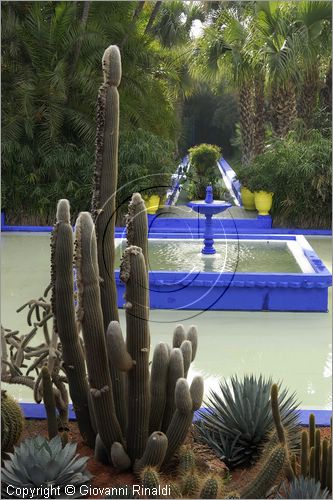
[1,390,24,452]
[46,44,204,473]
[298,414,332,492]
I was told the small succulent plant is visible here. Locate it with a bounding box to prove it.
[195,375,300,468]
[276,476,330,499]
[1,435,92,498]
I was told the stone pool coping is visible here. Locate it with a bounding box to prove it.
[19,403,332,426]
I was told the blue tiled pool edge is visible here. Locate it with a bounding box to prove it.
[20,403,331,426]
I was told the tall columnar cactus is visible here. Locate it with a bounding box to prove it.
[74,211,123,450]
[91,45,126,431]
[162,348,184,431]
[149,343,169,434]
[120,245,150,462]
[126,193,148,267]
[51,199,95,447]
[41,366,58,440]
[1,390,24,452]
[239,384,291,499]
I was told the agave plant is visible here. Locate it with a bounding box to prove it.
[195,375,300,468]
[276,477,330,499]
[1,435,92,499]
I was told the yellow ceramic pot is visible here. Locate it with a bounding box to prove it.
[254,191,274,215]
[240,187,256,211]
[158,195,167,209]
[146,195,160,214]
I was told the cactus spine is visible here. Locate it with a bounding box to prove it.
[41,366,58,440]
[51,199,95,447]
[141,467,160,499]
[149,343,169,434]
[120,245,150,462]
[164,376,204,465]
[91,45,126,433]
[200,477,219,499]
[1,390,24,452]
[126,193,148,267]
[74,212,123,450]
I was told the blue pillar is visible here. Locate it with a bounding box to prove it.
[202,214,216,254]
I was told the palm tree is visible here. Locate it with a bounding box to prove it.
[193,6,258,164]
[292,1,331,128]
[256,2,299,137]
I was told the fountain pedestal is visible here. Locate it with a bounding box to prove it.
[187,186,231,255]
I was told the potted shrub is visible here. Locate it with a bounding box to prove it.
[247,157,276,215]
[235,165,256,211]
[188,144,222,199]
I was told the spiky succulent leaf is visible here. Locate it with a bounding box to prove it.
[195,375,300,468]
[1,436,92,498]
[276,477,330,499]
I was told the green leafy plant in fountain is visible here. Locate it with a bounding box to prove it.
[188,143,222,199]
[276,477,330,499]
[1,435,92,499]
[1,390,24,453]
[195,375,300,469]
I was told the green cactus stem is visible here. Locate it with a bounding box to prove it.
[181,472,200,497]
[314,428,321,482]
[111,442,132,471]
[51,199,95,447]
[1,390,24,452]
[41,366,58,440]
[74,211,123,451]
[326,443,332,492]
[301,430,308,476]
[321,438,328,489]
[200,477,219,499]
[186,325,198,361]
[240,444,286,499]
[163,376,204,465]
[161,348,184,432]
[149,343,169,434]
[179,446,196,474]
[106,321,134,372]
[91,45,126,433]
[134,431,168,476]
[126,193,148,267]
[173,325,186,348]
[309,413,316,448]
[95,433,110,465]
[141,467,160,499]
[120,245,150,462]
[310,446,315,478]
[180,340,192,379]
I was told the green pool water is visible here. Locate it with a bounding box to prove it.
[1,233,331,410]
[114,239,302,273]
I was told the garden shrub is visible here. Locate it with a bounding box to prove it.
[188,143,223,199]
[236,129,331,229]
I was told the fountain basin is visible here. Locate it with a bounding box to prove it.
[115,235,331,312]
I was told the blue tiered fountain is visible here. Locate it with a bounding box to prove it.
[187,185,231,255]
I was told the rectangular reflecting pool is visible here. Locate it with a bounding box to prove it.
[114,236,331,312]
[1,232,332,410]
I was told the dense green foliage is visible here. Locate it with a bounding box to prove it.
[2,1,331,228]
[188,143,223,199]
[237,128,332,228]
[195,375,300,469]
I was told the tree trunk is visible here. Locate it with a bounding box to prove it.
[297,66,319,128]
[69,1,91,78]
[253,73,265,156]
[271,81,297,137]
[239,81,255,165]
[320,59,332,113]
[144,1,162,34]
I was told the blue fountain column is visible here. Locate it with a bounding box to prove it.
[202,213,216,255]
